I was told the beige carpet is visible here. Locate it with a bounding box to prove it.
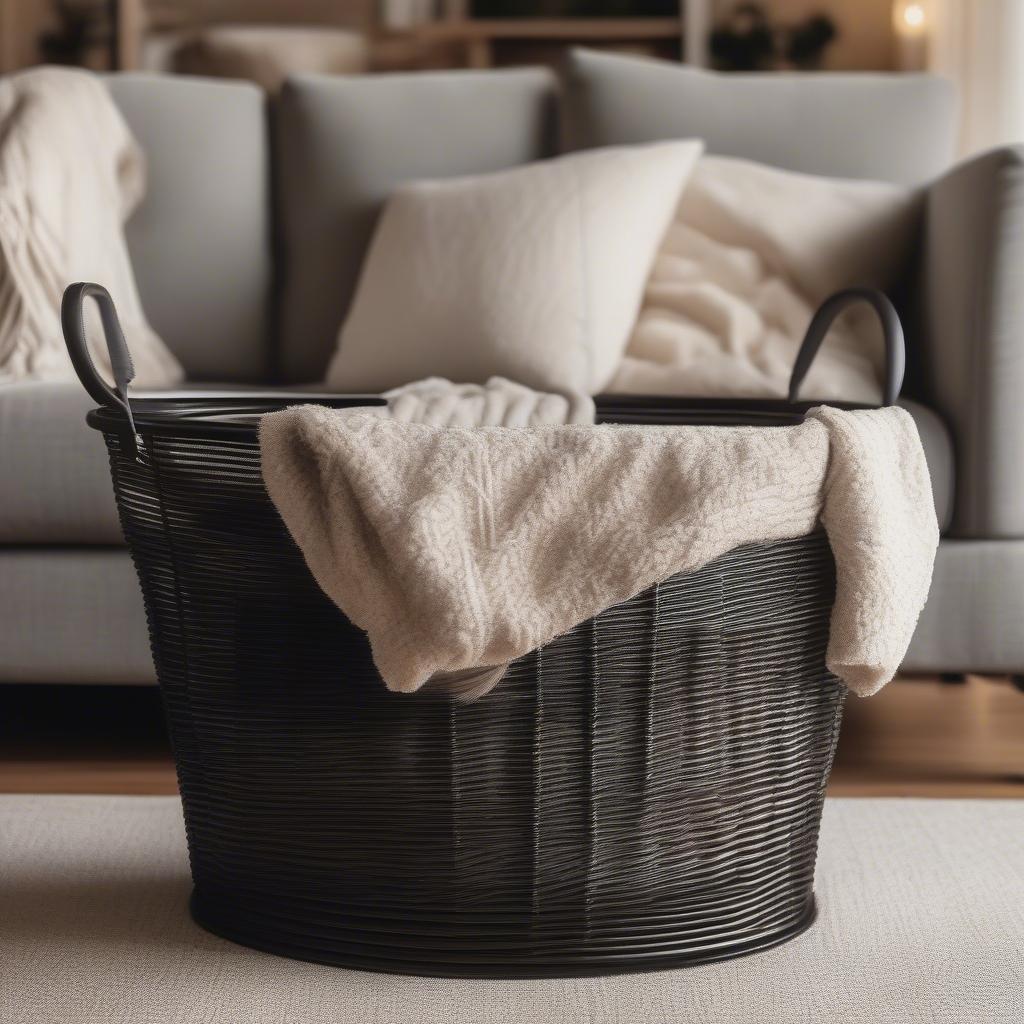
[0,796,1021,1024]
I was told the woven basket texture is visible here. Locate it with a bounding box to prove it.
[99,422,845,977]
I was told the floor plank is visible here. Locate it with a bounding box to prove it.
[1,677,1021,797]
[830,674,1024,797]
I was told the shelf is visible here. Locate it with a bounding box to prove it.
[408,16,683,69]
[418,17,682,43]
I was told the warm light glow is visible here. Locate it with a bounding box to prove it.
[904,4,925,28]
[894,1,928,37]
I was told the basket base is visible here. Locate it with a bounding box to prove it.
[189,889,819,979]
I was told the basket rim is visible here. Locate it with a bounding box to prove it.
[86,394,872,442]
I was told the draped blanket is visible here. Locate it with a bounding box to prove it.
[260,404,938,699]
[0,67,181,384]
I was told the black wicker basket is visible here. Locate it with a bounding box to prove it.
[63,283,904,978]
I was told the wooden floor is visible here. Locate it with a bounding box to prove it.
[829,674,1024,797]
[1,676,1021,798]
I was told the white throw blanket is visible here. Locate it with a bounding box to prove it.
[610,156,920,403]
[0,67,182,385]
[383,376,595,426]
[260,404,938,700]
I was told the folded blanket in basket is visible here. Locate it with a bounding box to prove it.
[259,403,938,699]
[382,376,595,427]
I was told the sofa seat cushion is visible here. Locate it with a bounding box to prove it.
[0,383,955,544]
[0,381,360,544]
[0,382,122,544]
[0,548,154,683]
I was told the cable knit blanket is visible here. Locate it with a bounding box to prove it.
[382,376,595,426]
[0,67,181,384]
[260,404,938,700]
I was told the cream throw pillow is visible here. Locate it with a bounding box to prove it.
[325,141,703,395]
[610,155,921,403]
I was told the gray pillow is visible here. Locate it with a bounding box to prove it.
[561,48,955,186]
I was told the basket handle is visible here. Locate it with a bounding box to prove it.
[788,287,905,407]
[61,282,143,456]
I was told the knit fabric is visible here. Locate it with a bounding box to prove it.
[259,404,938,698]
[383,376,595,427]
[0,67,182,384]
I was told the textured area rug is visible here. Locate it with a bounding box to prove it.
[0,796,1021,1024]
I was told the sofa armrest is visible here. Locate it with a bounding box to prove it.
[922,145,1024,538]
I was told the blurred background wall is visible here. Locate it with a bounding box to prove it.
[2,1,1021,153]
[766,0,894,69]
[0,0,898,74]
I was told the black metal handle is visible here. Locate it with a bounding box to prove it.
[62,282,135,409]
[788,287,905,407]
[61,282,143,455]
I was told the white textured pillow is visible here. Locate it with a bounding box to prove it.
[325,141,703,394]
[611,155,921,403]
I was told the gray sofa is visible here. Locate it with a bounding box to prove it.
[1,49,1021,685]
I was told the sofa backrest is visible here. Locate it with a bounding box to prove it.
[563,49,957,187]
[104,59,955,386]
[108,74,272,382]
[274,68,559,383]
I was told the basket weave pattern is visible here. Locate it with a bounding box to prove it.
[103,426,845,977]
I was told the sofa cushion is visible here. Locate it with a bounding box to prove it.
[0,381,334,544]
[0,382,121,544]
[563,49,956,186]
[0,548,154,683]
[107,75,272,382]
[0,382,955,545]
[274,67,559,384]
[326,141,703,395]
[902,398,954,533]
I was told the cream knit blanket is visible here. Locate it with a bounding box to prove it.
[260,404,938,699]
[0,67,181,384]
[383,376,595,426]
